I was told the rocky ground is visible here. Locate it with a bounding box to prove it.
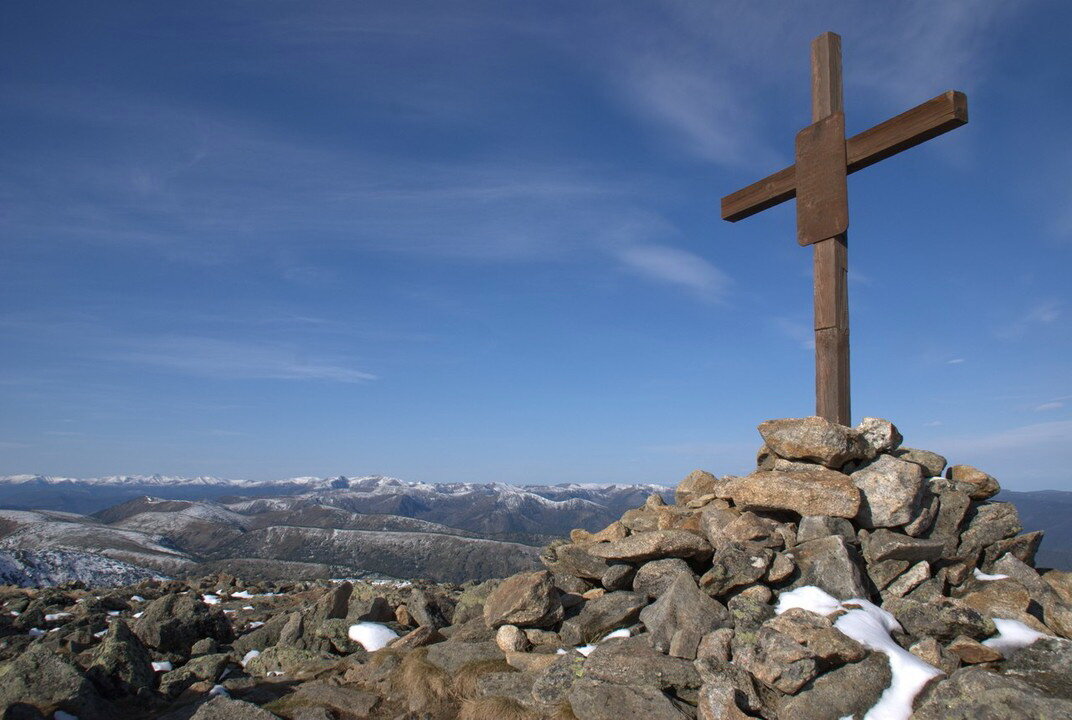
[1,416,1071,719]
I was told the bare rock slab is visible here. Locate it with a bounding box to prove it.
[757,416,866,468]
[587,530,713,563]
[722,469,860,519]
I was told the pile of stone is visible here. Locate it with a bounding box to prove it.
[1,416,1071,720]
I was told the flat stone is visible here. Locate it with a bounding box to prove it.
[788,535,868,600]
[912,666,1072,720]
[910,636,961,676]
[982,532,1043,570]
[639,573,730,660]
[483,570,563,629]
[884,597,995,642]
[584,636,701,693]
[764,608,865,666]
[601,564,635,591]
[722,469,860,519]
[425,640,504,673]
[864,529,945,564]
[733,625,818,694]
[850,454,924,528]
[587,530,712,563]
[867,559,910,591]
[892,446,947,477]
[559,591,648,646]
[530,653,587,709]
[766,552,795,584]
[757,416,867,468]
[1003,637,1072,699]
[883,561,931,599]
[695,658,764,720]
[547,543,613,581]
[946,465,1001,500]
[568,679,692,720]
[948,635,1003,664]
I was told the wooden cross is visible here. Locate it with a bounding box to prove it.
[721,31,968,426]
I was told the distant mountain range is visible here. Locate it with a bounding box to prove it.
[0,475,671,586]
[0,474,1066,587]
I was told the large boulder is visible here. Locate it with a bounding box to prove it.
[946,464,1001,500]
[721,469,860,519]
[132,593,233,655]
[86,619,155,697]
[850,454,924,528]
[639,573,730,659]
[0,644,112,719]
[568,679,693,720]
[913,666,1072,719]
[560,591,648,646]
[587,530,712,563]
[757,416,866,468]
[482,570,563,629]
[789,535,868,600]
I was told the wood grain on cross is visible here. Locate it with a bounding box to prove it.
[721,31,968,425]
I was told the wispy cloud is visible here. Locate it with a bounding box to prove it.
[615,244,730,302]
[994,300,1062,340]
[101,336,376,383]
[771,317,815,350]
[947,358,965,365]
[934,420,1072,455]
[1035,401,1065,412]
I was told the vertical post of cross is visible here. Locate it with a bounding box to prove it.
[809,32,851,425]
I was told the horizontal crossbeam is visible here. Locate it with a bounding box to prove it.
[721,90,968,222]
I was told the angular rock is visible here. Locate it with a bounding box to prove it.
[948,635,1002,664]
[850,454,924,528]
[559,591,648,646]
[947,464,1001,500]
[855,417,903,457]
[306,582,351,625]
[700,543,772,598]
[723,469,859,519]
[483,570,563,629]
[766,552,795,584]
[926,489,972,555]
[796,515,855,544]
[733,625,818,694]
[633,558,694,599]
[0,644,111,719]
[584,636,701,693]
[587,530,712,563]
[547,544,613,581]
[763,609,865,666]
[864,529,945,564]
[530,653,587,709]
[867,559,910,591]
[883,561,930,599]
[568,679,692,720]
[1003,637,1072,698]
[892,446,947,477]
[406,588,450,629]
[640,574,730,660]
[132,593,233,655]
[789,535,868,600]
[958,503,1022,558]
[86,619,155,697]
[191,697,282,720]
[910,636,961,676]
[677,470,724,506]
[981,532,1043,570]
[777,653,892,720]
[757,416,866,468]
[601,564,635,591]
[695,658,763,720]
[912,666,1072,720]
[884,597,995,642]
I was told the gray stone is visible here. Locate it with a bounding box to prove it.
[958,503,1022,558]
[601,564,635,591]
[587,530,713,563]
[867,559,910,591]
[86,619,155,696]
[912,666,1072,719]
[483,570,563,629]
[700,543,772,598]
[531,653,587,709]
[425,640,505,673]
[909,635,961,676]
[632,558,694,598]
[864,529,945,564]
[850,454,924,528]
[763,608,865,666]
[406,588,450,629]
[778,653,892,720]
[306,582,351,625]
[568,679,692,720]
[584,636,701,693]
[560,591,648,646]
[789,535,868,600]
[697,628,735,662]
[893,446,947,477]
[0,644,111,719]
[548,544,613,581]
[883,561,931,599]
[981,532,1043,570]
[1003,637,1072,698]
[903,492,939,537]
[733,625,818,694]
[695,658,763,720]
[855,417,903,457]
[722,469,860,519]
[757,416,867,468]
[797,515,856,544]
[926,489,972,554]
[191,696,282,720]
[640,573,730,660]
[883,597,995,642]
[132,593,233,655]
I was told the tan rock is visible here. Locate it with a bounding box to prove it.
[495,624,530,653]
[482,571,563,629]
[587,530,713,563]
[947,635,1002,664]
[758,416,867,468]
[723,469,860,518]
[676,470,725,506]
[504,650,558,673]
[946,465,1000,500]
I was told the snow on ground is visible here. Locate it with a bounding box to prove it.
[241,650,260,667]
[560,627,632,657]
[347,622,398,651]
[776,586,941,720]
[973,568,1009,581]
[201,594,220,605]
[151,661,173,672]
[983,618,1052,655]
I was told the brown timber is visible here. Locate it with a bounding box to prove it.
[721,90,968,222]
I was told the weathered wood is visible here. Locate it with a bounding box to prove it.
[720,90,968,222]
[808,32,850,424]
[795,112,849,246]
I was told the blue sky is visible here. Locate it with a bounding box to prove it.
[2,1,1070,489]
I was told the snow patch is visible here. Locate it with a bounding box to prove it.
[241,650,260,667]
[151,661,172,672]
[44,612,71,622]
[983,618,1052,655]
[347,622,398,651]
[973,568,1009,581]
[201,594,220,605]
[776,586,941,720]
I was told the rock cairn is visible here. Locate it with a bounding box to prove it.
[1,416,1071,719]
